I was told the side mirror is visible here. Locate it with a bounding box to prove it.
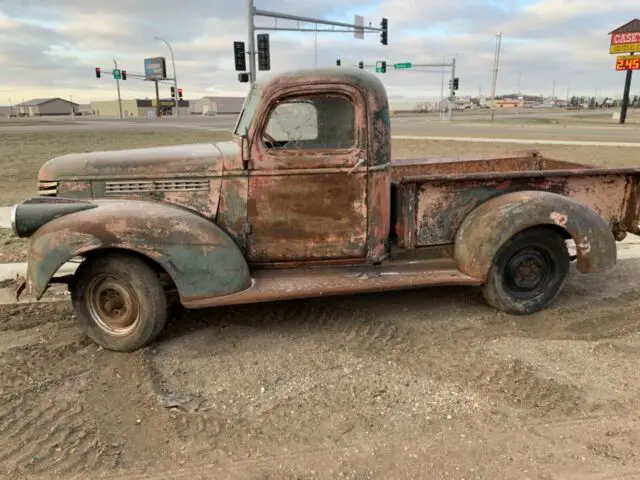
[241,126,250,171]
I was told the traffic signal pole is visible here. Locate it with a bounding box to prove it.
[113,58,123,119]
[244,0,387,85]
[347,59,458,119]
[448,57,456,121]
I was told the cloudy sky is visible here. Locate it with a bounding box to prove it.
[0,0,638,104]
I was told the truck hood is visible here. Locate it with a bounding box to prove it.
[38,140,240,181]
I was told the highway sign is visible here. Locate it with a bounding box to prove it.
[394,62,412,69]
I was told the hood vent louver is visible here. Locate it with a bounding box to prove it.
[38,181,59,197]
[105,179,210,194]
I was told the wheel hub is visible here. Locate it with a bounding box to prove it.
[505,248,553,298]
[86,275,140,335]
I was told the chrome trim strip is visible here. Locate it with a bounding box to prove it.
[10,203,18,236]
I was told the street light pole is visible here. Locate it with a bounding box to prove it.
[154,36,179,117]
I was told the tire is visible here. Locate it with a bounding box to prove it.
[482,227,570,315]
[70,252,169,352]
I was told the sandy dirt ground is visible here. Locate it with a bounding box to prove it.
[2,128,640,479]
[1,261,640,480]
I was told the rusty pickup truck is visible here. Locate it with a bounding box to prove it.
[10,67,640,352]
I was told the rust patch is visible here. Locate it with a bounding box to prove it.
[453,190,617,279]
[216,175,248,251]
[246,172,368,262]
[549,212,568,227]
[366,168,391,261]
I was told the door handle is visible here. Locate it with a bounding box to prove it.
[347,157,366,174]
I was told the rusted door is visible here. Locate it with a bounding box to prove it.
[246,85,369,263]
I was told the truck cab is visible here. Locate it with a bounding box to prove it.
[11,67,633,353]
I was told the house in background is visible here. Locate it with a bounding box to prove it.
[15,98,79,116]
[190,96,246,115]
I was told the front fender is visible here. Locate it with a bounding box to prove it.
[453,190,617,280]
[25,198,251,302]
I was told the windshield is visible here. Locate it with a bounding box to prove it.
[233,83,262,136]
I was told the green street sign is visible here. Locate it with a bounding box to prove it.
[394,62,412,69]
[113,68,122,80]
[375,60,386,73]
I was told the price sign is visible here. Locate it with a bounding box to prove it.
[615,55,640,71]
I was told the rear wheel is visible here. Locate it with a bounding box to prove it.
[70,253,169,352]
[482,227,570,315]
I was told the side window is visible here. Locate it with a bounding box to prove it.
[262,94,355,150]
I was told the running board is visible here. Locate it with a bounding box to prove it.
[182,259,482,309]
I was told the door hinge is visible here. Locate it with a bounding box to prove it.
[244,221,252,235]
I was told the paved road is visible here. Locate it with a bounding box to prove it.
[3,113,639,142]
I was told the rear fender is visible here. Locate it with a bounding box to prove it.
[453,190,617,280]
[24,198,251,302]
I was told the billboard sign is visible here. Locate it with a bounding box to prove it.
[144,57,167,80]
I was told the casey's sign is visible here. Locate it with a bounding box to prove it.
[611,32,640,45]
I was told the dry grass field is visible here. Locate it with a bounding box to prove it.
[2,127,640,479]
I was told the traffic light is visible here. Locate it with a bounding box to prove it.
[95,67,101,78]
[238,73,249,83]
[233,41,246,71]
[380,17,388,45]
[358,61,364,69]
[257,33,270,71]
[121,70,127,80]
[170,86,175,98]
[452,77,459,90]
[178,88,183,100]
[336,59,341,66]
[381,61,387,73]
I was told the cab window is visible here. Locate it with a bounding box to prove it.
[262,93,355,150]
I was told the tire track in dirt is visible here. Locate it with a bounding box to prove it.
[100,415,640,480]
[0,302,75,333]
[0,374,106,478]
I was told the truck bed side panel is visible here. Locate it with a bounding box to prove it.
[404,173,634,246]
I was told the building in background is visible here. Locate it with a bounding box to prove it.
[90,99,190,117]
[15,98,79,116]
[77,104,93,116]
[190,96,245,115]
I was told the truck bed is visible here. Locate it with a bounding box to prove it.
[390,149,640,249]
[390,149,595,181]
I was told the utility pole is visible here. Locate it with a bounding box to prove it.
[490,32,502,120]
[113,58,123,119]
[552,77,556,102]
[517,71,522,96]
[70,95,75,121]
[441,56,445,100]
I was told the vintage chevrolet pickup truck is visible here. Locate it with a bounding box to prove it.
[10,67,640,351]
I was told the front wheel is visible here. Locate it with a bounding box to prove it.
[482,227,570,315]
[70,253,169,352]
